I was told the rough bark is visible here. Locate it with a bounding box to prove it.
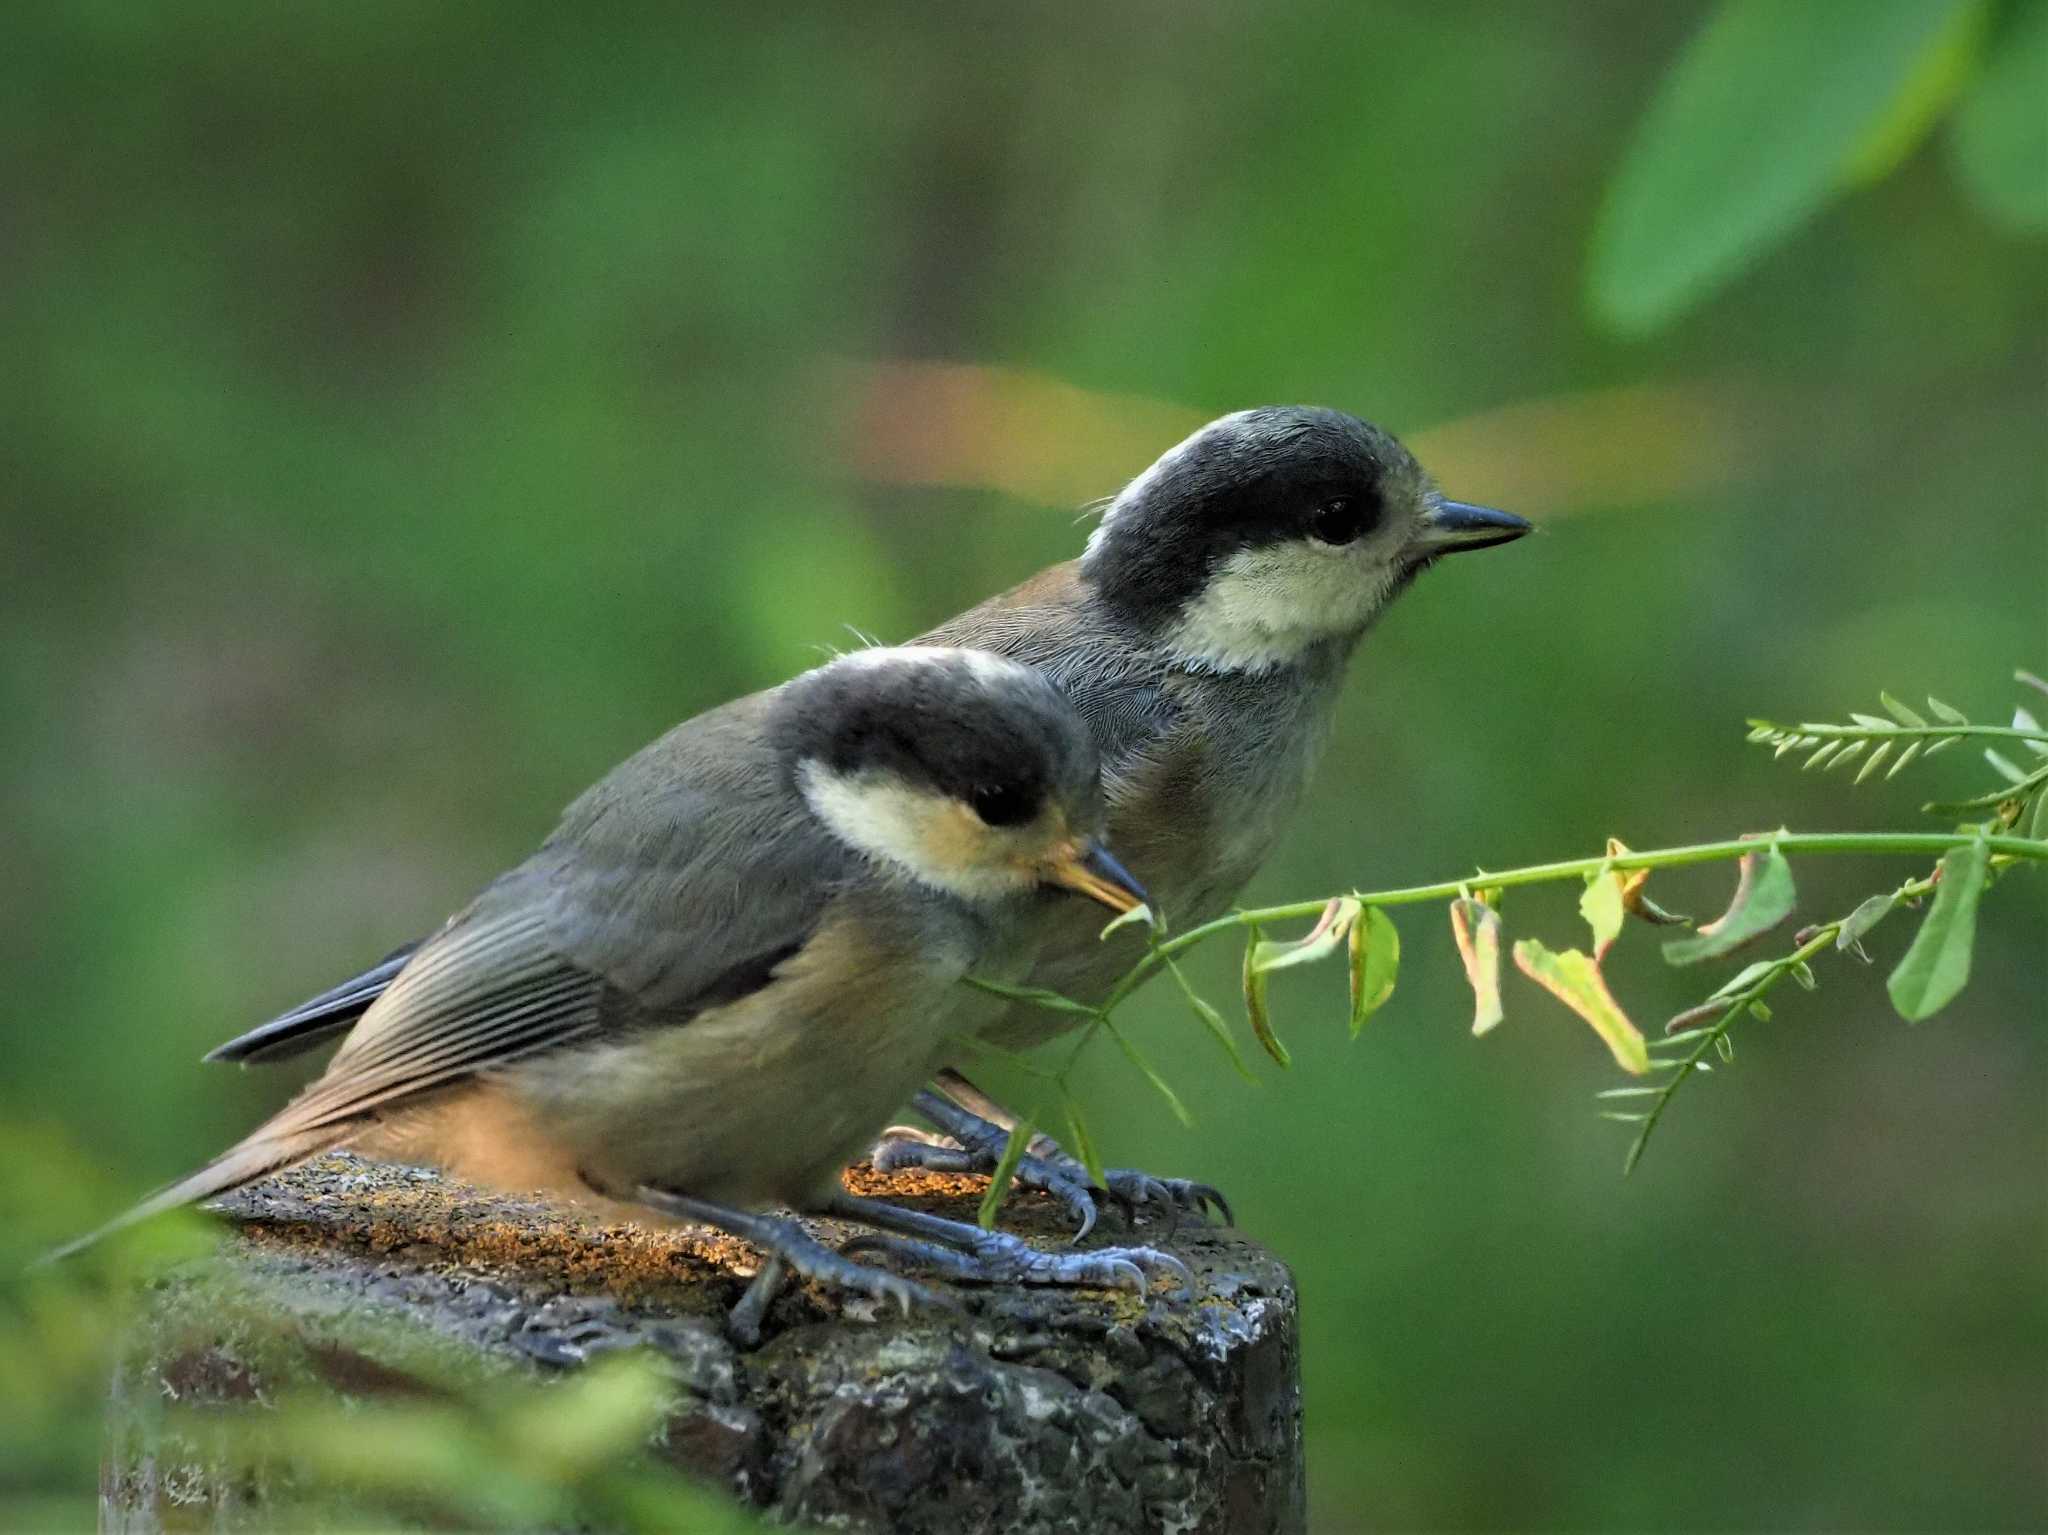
[103,1153,1304,1533]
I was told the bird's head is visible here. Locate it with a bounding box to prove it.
[773,647,1149,915]
[1079,406,1530,674]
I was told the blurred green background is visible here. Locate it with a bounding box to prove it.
[3,3,2043,1530]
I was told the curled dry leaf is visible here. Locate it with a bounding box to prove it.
[1449,897,1504,1035]
[1241,926,1289,1068]
[1512,939,1650,1075]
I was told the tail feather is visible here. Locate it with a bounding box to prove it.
[37,1124,350,1267]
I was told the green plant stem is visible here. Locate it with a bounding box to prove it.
[1102,831,2044,1009]
[1772,723,2048,743]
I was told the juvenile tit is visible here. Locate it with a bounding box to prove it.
[55,647,1183,1337]
[224,406,1529,1234]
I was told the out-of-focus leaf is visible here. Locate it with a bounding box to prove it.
[1983,747,2030,784]
[1449,897,1504,1035]
[1512,940,1651,1075]
[1102,1016,1195,1126]
[1926,695,1971,726]
[1588,0,1977,334]
[1662,844,1797,964]
[1706,958,1780,1000]
[1579,867,1627,959]
[1060,1085,1108,1191]
[1837,890,1900,958]
[2029,788,2048,842]
[1347,906,1400,1036]
[1948,0,2048,231]
[1165,956,1258,1084]
[1841,0,1990,182]
[1880,690,1929,728]
[1241,925,1288,1067]
[2017,707,2048,756]
[506,1354,672,1478]
[979,1111,1037,1229]
[1887,839,1991,1020]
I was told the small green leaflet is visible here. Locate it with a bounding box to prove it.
[978,1110,1037,1230]
[1512,939,1651,1075]
[1165,955,1258,1084]
[1060,1083,1108,1192]
[1449,897,1504,1036]
[1579,867,1627,958]
[1836,890,1900,959]
[1102,1015,1195,1127]
[1947,0,2048,233]
[1887,839,1991,1021]
[1662,843,1798,964]
[1347,906,1400,1037]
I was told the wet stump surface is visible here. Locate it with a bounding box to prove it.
[104,1153,1304,1533]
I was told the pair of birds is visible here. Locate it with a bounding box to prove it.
[64,405,1529,1338]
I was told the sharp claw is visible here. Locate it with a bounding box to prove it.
[1066,1195,1099,1245]
[1148,1250,1196,1291]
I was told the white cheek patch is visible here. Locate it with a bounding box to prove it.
[1162,541,1396,674]
[797,763,1027,904]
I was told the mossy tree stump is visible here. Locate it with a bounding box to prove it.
[103,1153,1304,1533]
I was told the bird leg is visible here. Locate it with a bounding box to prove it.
[871,1070,1232,1238]
[826,1193,1195,1298]
[631,1185,949,1348]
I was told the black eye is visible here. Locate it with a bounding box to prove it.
[969,783,1036,827]
[1309,496,1375,545]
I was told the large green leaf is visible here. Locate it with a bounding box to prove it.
[1589,0,1980,334]
[1887,839,1991,1020]
[1948,0,2048,232]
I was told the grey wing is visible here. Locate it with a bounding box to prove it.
[50,689,840,1262]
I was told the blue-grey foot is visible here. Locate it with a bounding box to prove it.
[632,1185,948,1348]
[826,1192,1195,1299]
[873,1077,1232,1238]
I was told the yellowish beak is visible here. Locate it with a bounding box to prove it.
[1042,839,1151,915]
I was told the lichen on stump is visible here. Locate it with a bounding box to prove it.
[104,1152,1305,1534]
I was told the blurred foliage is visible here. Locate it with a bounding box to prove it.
[0,1135,761,1532]
[4,1,2043,1530]
[1589,0,2047,331]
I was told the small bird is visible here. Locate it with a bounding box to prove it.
[887,405,1530,1218]
[54,647,1183,1339]
[220,405,1530,1233]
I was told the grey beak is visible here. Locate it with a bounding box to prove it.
[1044,839,1152,915]
[1418,500,1532,554]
